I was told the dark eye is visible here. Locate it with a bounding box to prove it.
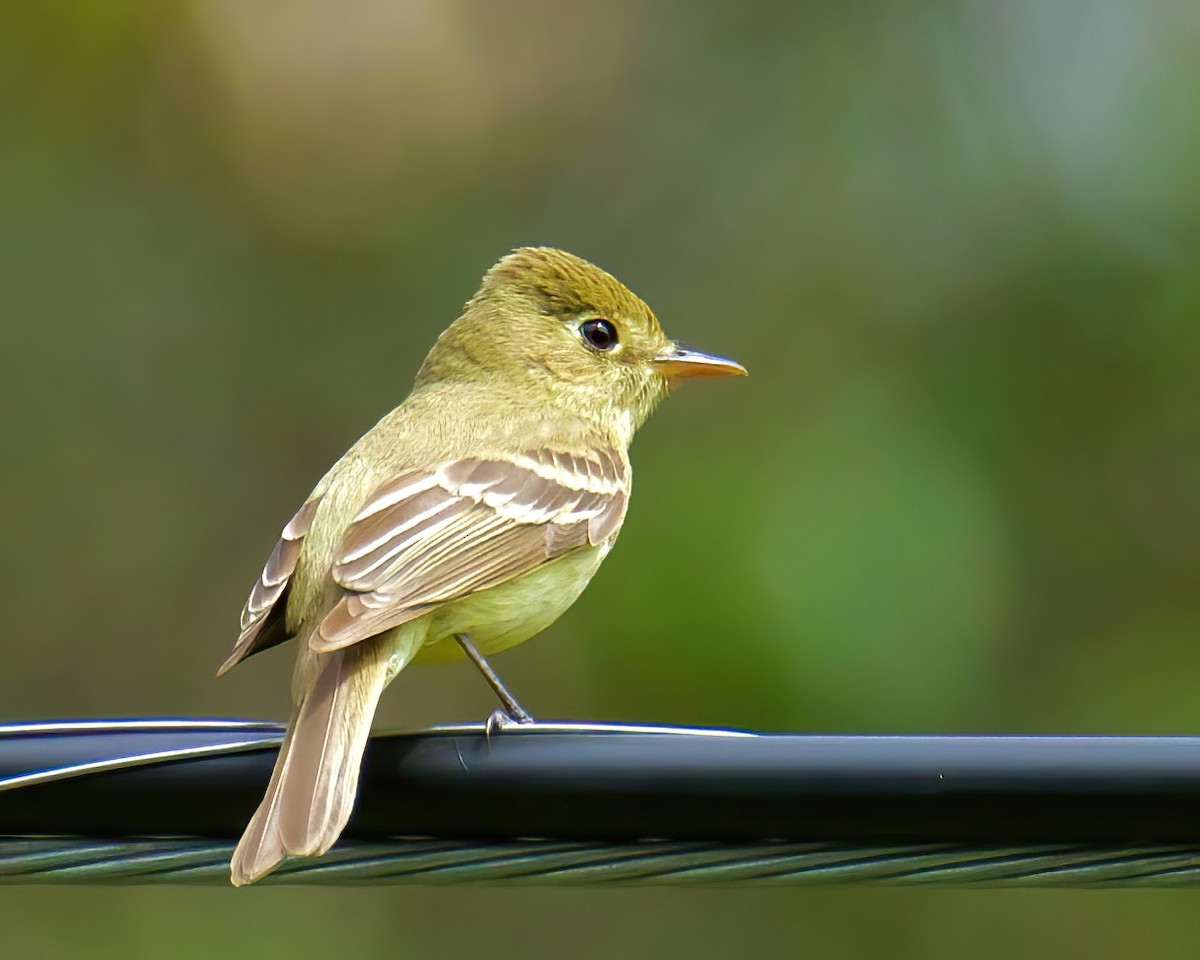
[579,318,619,351]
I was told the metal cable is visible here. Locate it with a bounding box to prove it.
[4,838,1200,887]
[8,721,1200,886]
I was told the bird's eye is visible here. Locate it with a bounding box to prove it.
[579,319,619,352]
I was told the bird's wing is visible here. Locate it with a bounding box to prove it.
[311,446,627,653]
[217,496,323,676]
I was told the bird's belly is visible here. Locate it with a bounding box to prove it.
[411,544,610,665]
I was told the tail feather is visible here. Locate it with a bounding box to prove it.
[277,648,385,856]
[229,722,294,886]
[229,642,392,886]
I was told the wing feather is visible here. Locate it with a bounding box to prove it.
[218,496,322,676]
[310,447,627,653]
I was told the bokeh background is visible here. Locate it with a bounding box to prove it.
[3,1,1199,956]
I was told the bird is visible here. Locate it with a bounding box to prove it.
[219,246,745,885]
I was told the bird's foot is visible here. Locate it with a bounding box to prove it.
[485,707,534,742]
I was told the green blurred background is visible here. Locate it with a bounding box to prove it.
[2,1,1198,956]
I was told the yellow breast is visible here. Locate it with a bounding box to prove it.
[409,543,612,665]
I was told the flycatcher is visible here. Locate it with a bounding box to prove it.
[220,247,745,885]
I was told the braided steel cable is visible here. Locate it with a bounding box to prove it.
[4,839,1200,887]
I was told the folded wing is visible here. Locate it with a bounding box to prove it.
[312,447,627,652]
[217,496,322,676]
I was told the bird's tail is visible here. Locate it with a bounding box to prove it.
[229,638,396,886]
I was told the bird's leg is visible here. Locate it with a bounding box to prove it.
[455,634,533,725]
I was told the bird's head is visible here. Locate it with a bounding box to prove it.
[417,247,745,441]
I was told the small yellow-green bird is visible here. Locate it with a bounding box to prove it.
[219,247,745,885]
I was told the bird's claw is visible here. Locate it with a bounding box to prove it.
[485,708,534,743]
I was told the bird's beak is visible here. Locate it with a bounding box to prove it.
[652,344,747,380]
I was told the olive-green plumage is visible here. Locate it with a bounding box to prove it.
[221,247,744,885]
